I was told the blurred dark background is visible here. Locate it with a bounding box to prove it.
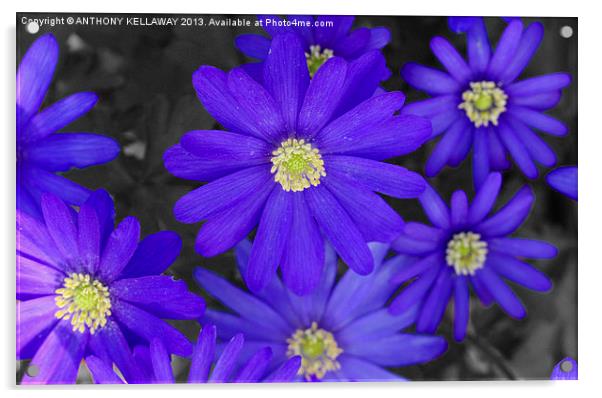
[16,13,577,382]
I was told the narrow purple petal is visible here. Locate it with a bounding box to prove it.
[281,194,324,295]
[173,165,271,223]
[209,334,244,383]
[450,190,468,228]
[508,105,568,136]
[265,356,302,382]
[476,185,534,237]
[23,92,98,143]
[324,175,404,243]
[498,120,538,178]
[426,118,470,176]
[119,231,182,279]
[246,188,292,293]
[180,130,271,165]
[547,166,578,200]
[150,339,175,383]
[389,267,440,315]
[499,22,544,83]
[16,296,58,358]
[416,268,454,333]
[188,325,216,383]
[112,299,192,357]
[263,33,309,132]
[77,203,101,274]
[472,127,491,190]
[487,20,523,79]
[17,34,59,132]
[86,355,124,384]
[233,347,272,383]
[506,115,557,167]
[487,252,553,292]
[98,216,140,282]
[506,73,572,96]
[474,267,526,319]
[468,172,502,224]
[453,276,470,341]
[235,34,271,60]
[401,62,461,95]
[17,255,63,300]
[40,192,79,262]
[418,184,450,229]
[430,36,471,82]
[305,185,374,275]
[297,57,348,138]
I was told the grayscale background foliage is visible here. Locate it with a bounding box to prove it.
[16,13,577,382]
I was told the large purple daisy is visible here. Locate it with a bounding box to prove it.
[16,190,205,384]
[401,18,571,188]
[164,33,430,295]
[389,173,557,341]
[86,326,301,384]
[17,34,120,218]
[194,240,447,382]
[236,15,390,80]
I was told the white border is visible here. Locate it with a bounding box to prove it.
[2,1,597,397]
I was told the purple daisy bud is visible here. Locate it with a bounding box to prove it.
[389,172,557,342]
[193,240,448,382]
[164,33,431,296]
[16,34,120,218]
[16,190,205,384]
[550,357,578,380]
[88,325,301,384]
[401,18,571,188]
[546,166,578,200]
[235,15,391,80]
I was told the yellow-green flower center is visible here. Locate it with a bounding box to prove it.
[445,232,488,275]
[55,273,112,334]
[458,81,508,127]
[305,45,334,78]
[270,138,326,192]
[286,322,343,381]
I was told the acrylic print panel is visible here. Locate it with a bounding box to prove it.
[15,13,577,384]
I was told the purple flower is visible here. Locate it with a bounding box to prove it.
[87,326,301,384]
[16,190,205,384]
[194,241,447,382]
[550,357,578,380]
[17,34,120,218]
[389,173,557,341]
[236,15,390,80]
[401,18,571,188]
[164,33,430,295]
[546,166,578,200]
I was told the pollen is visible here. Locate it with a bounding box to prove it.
[270,138,326,192]
[286,322,343,381]
[445,232,488,275]
[458,81,508,127]
[54,273,112,335]
[305,45,334,77]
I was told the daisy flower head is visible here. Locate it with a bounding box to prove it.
[165,33,430,295]
[17,33,120,218]
[389,172,557,341]
[17,190,205,384]
[401,18,571,188]
[194,240,447,382]
[236,15,391,80]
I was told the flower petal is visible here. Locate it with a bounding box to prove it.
[112,299,192,357]
[173,165,271,223]
[26,133,120,172]
[499,22,544,83]
[17,34,58,131]
[40,192,79,262]
[325,155,425,198]
[86,355,124,384]
[474,267,526,319]
[98,216,140,282]
[119,231,182,279]
[401,62,461,95]
[453,276,470,341]
[235,33,271,60]
[305,185,373,275]
[297,57,348,138]
[419,184,450,229]
[506,73,572,96]
[488,237,558,259]
[16,296,59,359]
[23,92,98,143]
[487,20,523,79]
[476,185,534,237]
[281,194,325,295]
[508,105,568,136]
[430,36,471,83]
[246,188,292,293]
[150,339,175,383]
[180,130,271,165]
[547,166,578,200]
[188,325,216,383]
[20,322,87,385]
[468,172,502,224]
[209,334,244,383]
[263,33,309,132]
[487,252,552,292]
[498,120,538,178]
